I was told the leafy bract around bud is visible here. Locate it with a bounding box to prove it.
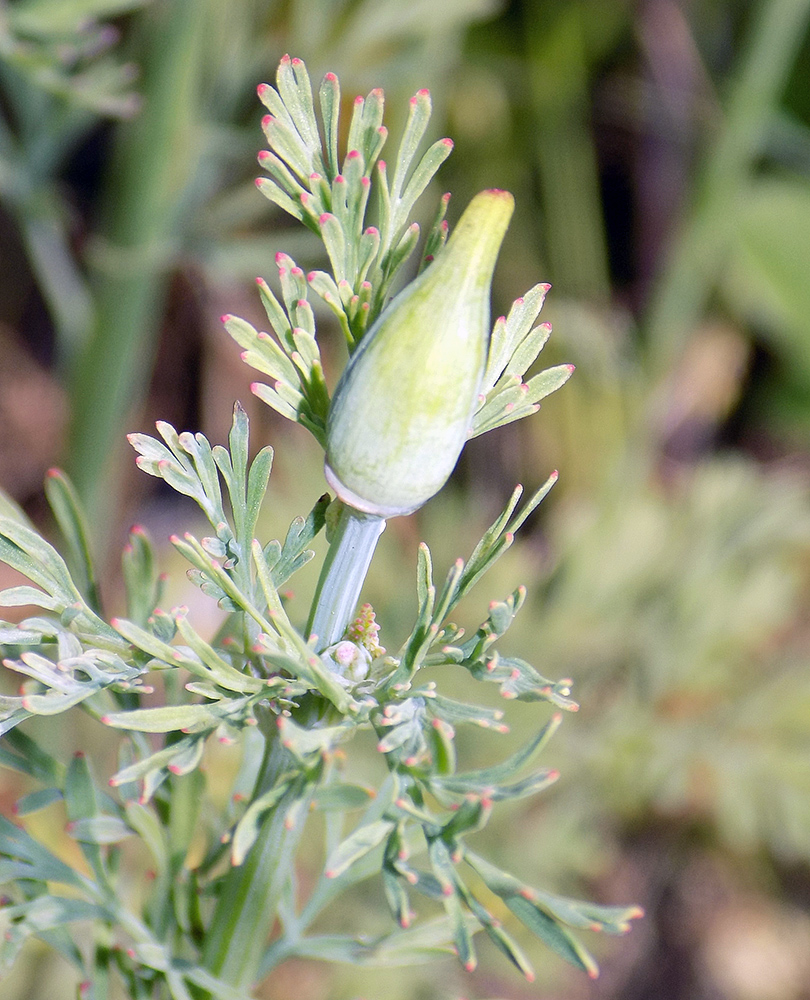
[325,189,514,517]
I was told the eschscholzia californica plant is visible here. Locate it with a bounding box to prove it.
[0,55,639,999]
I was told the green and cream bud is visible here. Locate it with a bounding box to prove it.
[324,189,514,517]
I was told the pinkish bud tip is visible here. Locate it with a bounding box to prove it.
[566,363,576,373]
[254,178,263,188]
[280,53,291,64]
[441,138,454,148]
[291,57,303,66]
[417,88,430,98]
[258,150,270,161]
[319,213,333,225]
[334,174,345,185]
[261,114,272,128]
[324,72,337,82]
[354,95,364,105]
[347,149,360,160]
[257,83,269,96]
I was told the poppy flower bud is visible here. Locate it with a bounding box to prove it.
[325,189,514,517]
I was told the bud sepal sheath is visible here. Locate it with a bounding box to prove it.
[325,189,514,517]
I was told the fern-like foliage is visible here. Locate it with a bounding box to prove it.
[0,406,640,992]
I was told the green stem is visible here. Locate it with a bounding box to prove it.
[67,0,207,527]
[197,505,385,991]
[644,0,810,379]
[307,504,386,650]
[201,732,309,992]
[524,0,612,300]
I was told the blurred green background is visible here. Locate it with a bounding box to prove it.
[3,0,810,997]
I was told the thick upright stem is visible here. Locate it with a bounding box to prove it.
[67,0,207,527]
[201,732,307,992]
[199,505,384,992]
[644,0,810,378]
[307,504,386,650]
